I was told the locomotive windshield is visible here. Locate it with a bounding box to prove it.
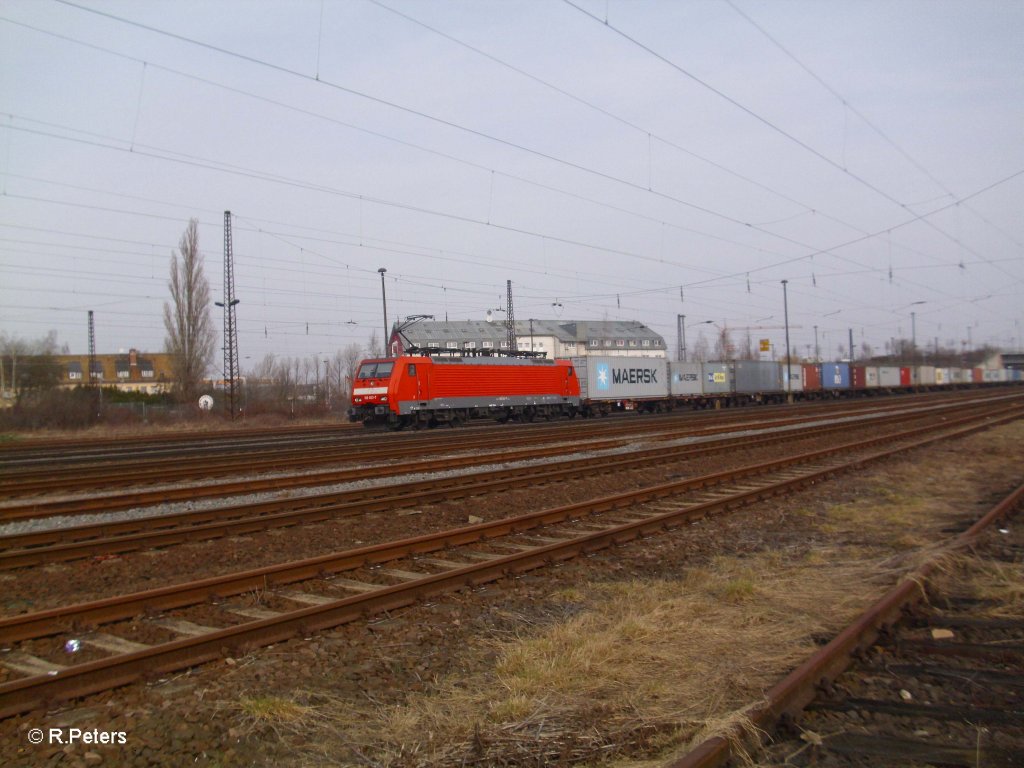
[356,361,394,380]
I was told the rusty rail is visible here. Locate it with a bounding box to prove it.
[667,471,1024,768]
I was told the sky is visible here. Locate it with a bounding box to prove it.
[1,0,1022,374]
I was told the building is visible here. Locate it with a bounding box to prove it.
[389,318,666,359]
[53,349,176,394]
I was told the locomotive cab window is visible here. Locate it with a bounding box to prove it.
[357,361,393,379]
[407,364,417,376]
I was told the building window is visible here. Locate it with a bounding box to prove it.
[68,371,82,380]
[629,339,638,347]
[500,341,509,348]
[642,339,651,347]
[589,339,599,348]
[446,341,458,349]
[616,339,625,347]
[482,341,493,349]
[465,341,476,349]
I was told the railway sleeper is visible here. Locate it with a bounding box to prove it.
[809,696,1024,725]
[819,733,1023,767]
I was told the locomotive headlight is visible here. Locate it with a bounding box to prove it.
[381,396,388,401]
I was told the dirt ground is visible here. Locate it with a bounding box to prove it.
[1,419,1021,768]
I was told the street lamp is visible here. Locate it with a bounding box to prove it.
[378,267,388,355]
[781,280,791,400]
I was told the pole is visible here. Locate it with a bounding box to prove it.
[911,311,917,361]
[378,267,388,355]
[781,280,791,401]
[679,314,687,362]
[814,324,819,362]
[848,328,854,362]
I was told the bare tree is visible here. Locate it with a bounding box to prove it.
[691,332,710,363]
[713,325,734,361]
[366,330,382,358]
[341,342,363,400]
[163,219,216,404]
[1,331,59,396]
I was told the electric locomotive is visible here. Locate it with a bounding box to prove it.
[350,354,581,429]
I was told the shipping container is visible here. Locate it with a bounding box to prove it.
[934,368,950,385]
[851,365,867,389]
[983,369,1007,383]
[801,364,822,391]
[915,366,935,386]
[669,362,703,396]
[821,362,850,389]
[785,364,804,393]
[574,356,668,401]
[878,366,901,387]
[900,367,913,386]
[734,360,783,394]
[972,367,985,383]
[700,363,733,394]
[863,366,880,388]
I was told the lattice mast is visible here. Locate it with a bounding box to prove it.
[87,310,97,387]
[220,211,240,419]
[506,279,516,352]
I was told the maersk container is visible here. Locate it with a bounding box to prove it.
[573,356,668,401]
[734,360,783,394]
[878,366,901,387]
[700,363,733,394]
[802,364,822,391]
[784,364,804,393]
[915,366,935,386]
[669,362,703,396]
[821,362,850,389]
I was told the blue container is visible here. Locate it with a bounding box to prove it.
[821,362,850,389]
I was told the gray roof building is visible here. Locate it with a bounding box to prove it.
[389,318,666,358]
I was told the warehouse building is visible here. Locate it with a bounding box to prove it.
[389,318,666,359]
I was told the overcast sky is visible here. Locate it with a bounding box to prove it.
[2,0,1022,372]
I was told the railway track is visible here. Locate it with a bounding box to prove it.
[0,400,1017,719]
[670,470,1024,768]
[0,398,1013,568]
[3,393,1018,522]
[0,391,997,497]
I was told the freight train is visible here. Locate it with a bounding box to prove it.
[349,352,1021,428]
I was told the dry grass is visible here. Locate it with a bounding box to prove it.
[287,557,898,767]
[247,422,1024,767]
[232,694,322,739]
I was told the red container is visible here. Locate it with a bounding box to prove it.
[972,367,984,383]
[851,365,867,389]
[899,367,912,386]
[801,364,821,391]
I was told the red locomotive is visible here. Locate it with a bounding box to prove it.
[349,354,581,428]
